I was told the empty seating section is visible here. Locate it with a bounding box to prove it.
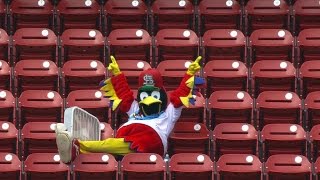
[73,153,117,180]
[121,153,165,180]
[24,153,70,180]
[203,29,246,63]
[249,29,293,64]
[251,60,296,97]
[169,153,213,180]
[261,124,306,159]
[0,153,21,180]
[203,60,248,93]
[256,91,301,129]
[57,0,101,33]
[0,121,17,153]
[151,0,194,33]
[0,90,15,123]
[0,60,10,90]
[213,123,257,159]
[217,154,262,180]
[199,0,241,34]
[0,29,8,63]
[293,0,320,34]
[1,0,320,179]
[297,29,320,65]
[108,28,151,63]
[265,154,311,180]
[14,60,59,95]
[62,60,105,95]
[169,122,209,155]
[208,91,253,127]
[155,29,198,64]
[105,0,148,34]
[60,29,105,64]
[300,61,320,97]
[10,0,54,32]
[18,90,62,126]
[245,0,289,34]
[21,122,57,158]
[13,28,57,63]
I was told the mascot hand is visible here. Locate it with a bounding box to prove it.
[108,56,121,76]
[187,56,202,76]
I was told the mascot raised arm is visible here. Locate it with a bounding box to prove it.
[55,56,204,163]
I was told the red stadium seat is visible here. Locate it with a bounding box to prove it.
[61,29,105,63]
[199,0,241,33]
[0,29,9,63]
[203,60,248,93]
[105,0,148,34]
[0,121,17,153]
[297,29,320,64]
[155,29,198,64]
[21,122,57,159]
[24,153,70,180]
[202,29,246,63]
[73,153,117,180]
[0,60,10,90]
[208,91,253,127]
[151,0,194,33]
[167,91,205,123]
[62,60,106,95]
[245,0,289,33]
[256,91,301,129]
[300,61,320,96]
[18,90,62,126]
[0,153,21,180]
[217,154,262,180]
[14,60,59,95]
[261,124,306,160]
[169,153,213,180]
[305,92,320,128]
[249,29,293,64]
[0,0,5,29]
[115,60,151,90]
[293,0,320,34]
[12,28,57,63]
[10,0,54,31]
[108,29,151,62]
[213,123,257,158]
[169,122,209,155]
[310,124,320,159]
[66,90,110,122]
[157,60,200,91]
[57,0,101,32]
[314,157,320,179]
[265,154,311,180]
[0,90,15,123]
[251,60,296,97]
[121,153,165,180]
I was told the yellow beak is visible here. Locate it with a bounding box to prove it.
[139,96,162,106]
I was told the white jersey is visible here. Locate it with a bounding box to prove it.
[119,101,183,153]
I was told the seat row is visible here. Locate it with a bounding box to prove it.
[1,0,319,36]
[1,152,319,180]
[2,57,320,98]
[3,89,320,130]
[0,27,319,68]
[3,120,320,161]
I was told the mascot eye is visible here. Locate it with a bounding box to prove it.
[151,91,160,100]
[140,92,148,100]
